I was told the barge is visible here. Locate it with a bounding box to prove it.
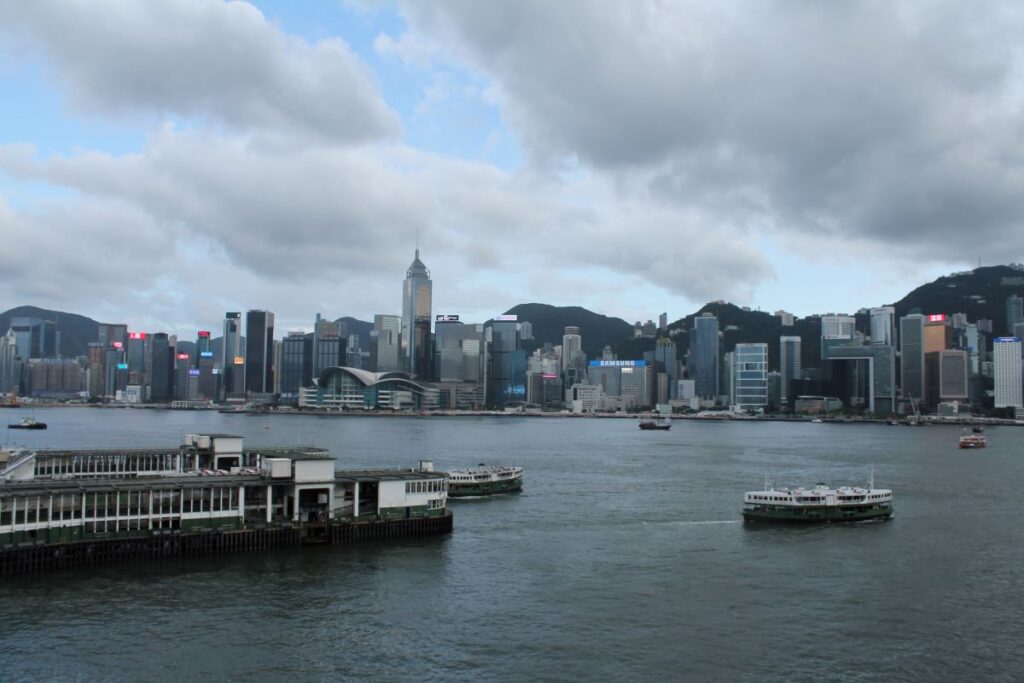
[742,482,893,524]
[0,434,452,576]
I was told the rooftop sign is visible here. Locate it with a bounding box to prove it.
[995,337,1021,343]
[436,315,460,322]
[927,314,947,322]
[589,360,647,367]
[493,314,518,322]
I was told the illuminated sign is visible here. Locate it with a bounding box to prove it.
[492,314,518,322]
[197,330,211,338]
[112,341,123,349]
[542,373,559,379]
[116,363,128,370]
[927,314,947,322]
[436,315,460,322]
[588,360,647,367]
[188,368,200,377]
[128,332,146,340]
[177,353,191,360]
[234,356,245,365]
[995,337,1021,343]
[200,351,214,358]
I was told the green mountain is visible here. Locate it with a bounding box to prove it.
[0,305,101,358]
[891,265,1024,335]
[504,303,633,358]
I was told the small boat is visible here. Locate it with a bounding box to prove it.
[638,416,671,430]
[8,417,47,430]
[971,425,985,434]
[446,464,523,497]
[742,480,893,523]
[959,431,986,449]
[810,418,824,424]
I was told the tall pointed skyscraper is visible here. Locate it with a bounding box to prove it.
[402,249,433,378]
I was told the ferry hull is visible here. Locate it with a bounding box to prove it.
[448,476,523,498]
[742,504,893,524]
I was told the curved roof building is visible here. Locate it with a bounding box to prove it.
[303,366,434,410]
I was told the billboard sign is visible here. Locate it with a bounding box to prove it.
[234,356,245,365]
[995,337,1021,343]
[177,353,190,360]
[188,368,201,377]
[200,351,214,358]
[116,363,128,370]
[589,360,646,367]
[128,332,146,340]
[492,314,518,322]
[927,314,947,322]
[436,314,460,322]
[197,330,211,338]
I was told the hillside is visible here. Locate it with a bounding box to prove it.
[0,305,101,357]
[336,316,373,350]
[890,265,1024,336]
[504,303,633,358]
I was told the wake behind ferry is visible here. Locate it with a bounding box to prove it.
[742,481,893,523]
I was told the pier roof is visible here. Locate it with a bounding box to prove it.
[0,474,266,496]
[335,469,446,483]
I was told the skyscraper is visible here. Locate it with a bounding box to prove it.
[900,314,926,406]
[312,314,344,376]
[245,310,275,395]
[561,326,582,373]
[0,329,17,393]
[373,314,402,373]
[149,333,172,401]
[869,307,896,346]
[733,343,768,413]
[689,313,719,400]
[779,336,802,406]
[221,312,242,394]
[279,331,312,399]
[654,337,678,400]
[401,249,432,378]
[993,337,1023,408]
[489,318,525,407]
[10,317,57,359]
[1007,295,1024,336]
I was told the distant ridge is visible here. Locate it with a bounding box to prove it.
[0,305,100,358]
[4,265,1022,362]
[504,303,633,357]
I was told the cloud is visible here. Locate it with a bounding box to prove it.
[0,0,399,143]
[389,0,1024,260]
[0,128,772,329]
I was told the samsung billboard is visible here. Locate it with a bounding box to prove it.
[588,360,647,367]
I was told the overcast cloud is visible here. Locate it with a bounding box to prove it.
[0,1,1020,334]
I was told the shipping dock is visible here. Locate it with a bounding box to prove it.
[0,434,452,576]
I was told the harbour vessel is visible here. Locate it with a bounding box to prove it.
[446,464,523,497]
[7,417,46,430]
[959,431,986,449]
[742,480,893,523]
[638,416,671,430]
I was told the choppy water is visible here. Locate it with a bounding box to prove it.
[2,409,1023,681]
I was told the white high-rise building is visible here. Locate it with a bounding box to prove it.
[993,337,1023,408]
[733,343,768,413]
[821,315,856,340]
[869,306,896,346]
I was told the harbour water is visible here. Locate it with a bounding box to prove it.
[2,409,1023,681]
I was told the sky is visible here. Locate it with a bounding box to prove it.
[1,0,1021,336]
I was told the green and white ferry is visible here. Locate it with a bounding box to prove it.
[742,482,893,524]
[446,465,523,498]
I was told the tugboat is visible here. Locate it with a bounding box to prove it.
[742,478,893,523]
[7,417,47,430]
[446,464,523,498]
[958,430,986,449]
[638,416,672,430]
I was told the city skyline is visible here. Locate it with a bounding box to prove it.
[2,2,1016,334]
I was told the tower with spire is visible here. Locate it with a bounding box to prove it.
[402,248,433,378]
